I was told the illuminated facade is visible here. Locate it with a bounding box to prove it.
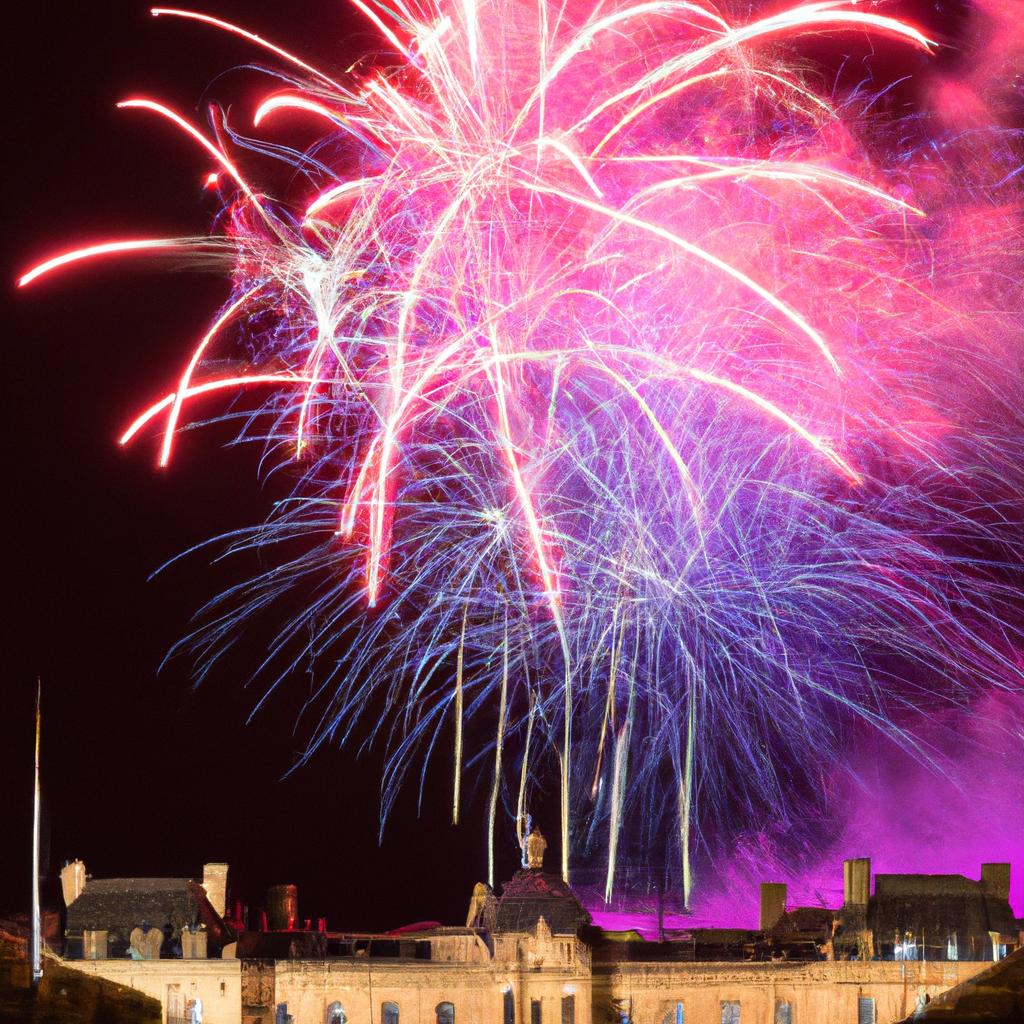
[54,836,1021,1024]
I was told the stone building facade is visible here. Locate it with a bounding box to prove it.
[53,837,1021,1024]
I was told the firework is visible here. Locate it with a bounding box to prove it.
[21,0,1024,902]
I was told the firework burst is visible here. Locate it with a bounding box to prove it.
[21,0,1024,902]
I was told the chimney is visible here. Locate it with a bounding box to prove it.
[759,882,787,931]
[202,863,229,919]
[980,863,1010,902]
[60,860,87,907]
[843,858,871,907]
[266,884,299,931]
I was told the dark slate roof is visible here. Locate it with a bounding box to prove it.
[868,884,1017,946]
[66,878,232,949]
[495,869,591,935]
[876,875,981,897]
[771,907,834,936]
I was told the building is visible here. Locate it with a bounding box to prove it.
[59,860,242,1023]
[50,831,1023,1024]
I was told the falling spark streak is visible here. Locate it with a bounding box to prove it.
[574,3,934,133]
[150,8,353,96]
[304,177,382,221]
[160,287,262,467]
[452,604,468,825]
[116,99,262,207]
[591,609,628,799]
[253,95,387,159]
[18,238,190,288]
[254,95,344,129]
[120,374,311,445]
[487,358,561,608]
[687,367,862,484]
[680,693,696,909]
[23,0,1024,904]
[523,183,843,374]
[488,614,509,889]
[516,691,536,851]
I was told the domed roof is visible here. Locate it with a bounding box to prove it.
[495,868,591,935]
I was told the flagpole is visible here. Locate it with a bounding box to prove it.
[31,679,42,985]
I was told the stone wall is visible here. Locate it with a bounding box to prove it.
[64,952,242,1024]
[594,958,992,1024]
[258,955,994,1024]
[53,941,998,1024]
[271,955,591,1024]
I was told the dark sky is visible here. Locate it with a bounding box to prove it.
[3,0,976,931]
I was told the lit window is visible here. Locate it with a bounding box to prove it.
[721,1000,740,1024]
[857,997,876,1024]
[775,1000,792,1024]
[327,1001,346,1024]
[946,933,958,961]
[561,994,575,1024]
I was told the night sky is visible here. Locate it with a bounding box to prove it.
[3,0,1003,935]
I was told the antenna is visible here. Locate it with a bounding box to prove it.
[31,679,42,985]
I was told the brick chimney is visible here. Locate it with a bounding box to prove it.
[759,882,787,931]
[980,863,1010,902]
[60,860,86,907]
[843,858,871,907]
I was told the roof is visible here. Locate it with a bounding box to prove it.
[495,869,591,935]
[876,875,983,897]
[869,887,1017,944]
[66,878,232,949]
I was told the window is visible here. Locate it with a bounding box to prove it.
[276,1006,292,1024]
[327,1002,346,1024]
[383,1002,400,1024]
[775,1000,792,1024]
[436,1002,455,1024]
[561,995,574,1024]
[721,1001,741,1024]
[857,997,876,1024]
[503,989,515,1024]
[662,1002,684,1024]
[531,998,542,1024]
[947,933,958,961]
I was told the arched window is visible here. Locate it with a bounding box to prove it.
[503,989,515,1024]
[382,1002,400,1024]
[326,1002,346,1024]
[436,1002,455,1024]
[662,1003,684,1024]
